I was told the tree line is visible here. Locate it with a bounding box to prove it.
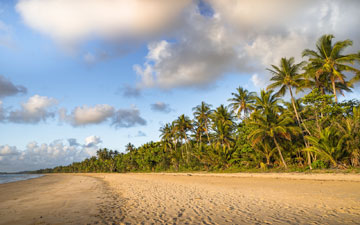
[37,34,360,173]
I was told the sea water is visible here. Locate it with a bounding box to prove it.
[0,174,44,184]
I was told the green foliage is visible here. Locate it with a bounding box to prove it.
[36,34,360,174]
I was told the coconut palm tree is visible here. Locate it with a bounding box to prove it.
[211,105,235,167]
[228,87,256,119]
[267,57,305,127]
[249,91,300,169]
[302,34,360,102]
[159,123,174,153]
[249,111,300,169]
[174,114,193,163]
[192,101,213,144]
[267,57,313,168]
[304,126,345,168]
[252,89,282,115]
[337,107,360,167]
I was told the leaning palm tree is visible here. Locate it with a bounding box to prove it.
[228,87,256,119]
[192,101,213,144]
[302,34,360,102]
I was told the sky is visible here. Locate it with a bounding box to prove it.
[0,0,360,172]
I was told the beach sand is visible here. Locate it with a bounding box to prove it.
[1,173,360,224]
[0,174,119,225]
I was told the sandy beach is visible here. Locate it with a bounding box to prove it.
[1,173,360,225]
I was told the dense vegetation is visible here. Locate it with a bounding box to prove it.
[38,34,360,173]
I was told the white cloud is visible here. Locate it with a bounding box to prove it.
[135,0,360,89]
[16,0,360,89]
[60,104,115,126]
[16,0,191,46]
[0,145,19,156]
[84,135,102,147]
[8,95,58,124]
[134,8,246,89]
[0,136,102,172]
[60,104,146,128]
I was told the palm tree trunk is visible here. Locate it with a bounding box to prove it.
[205,120,211,145]
[184,132,190,164]
[331,77,338,103]
[273,136,288,169]
[289,87,312,170]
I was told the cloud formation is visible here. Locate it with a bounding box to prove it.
[16,0,191,46]
[60,104,146,128]
[150,102,172,113]
[16,0,360,89]
[60,104,115,126]
[135,0,360,89]
[112,107,147,128]
[0,136,102,172]
[8,95,58,124]
[0,75,27,98]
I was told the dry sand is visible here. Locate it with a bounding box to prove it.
[0,174,121,225]
[1,173,360,224]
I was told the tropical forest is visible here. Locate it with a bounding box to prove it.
[37,34,360,173]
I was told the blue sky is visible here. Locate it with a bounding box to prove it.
[0,0,359,172]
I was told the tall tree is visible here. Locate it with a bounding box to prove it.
[252,89,282,115]
[159,123,174,153]
[302,34,360,102]
[174,114,193,163]
[228,87,256,119]
[192,101,213,144]
[249,111,300,169]
[267,57,312,168]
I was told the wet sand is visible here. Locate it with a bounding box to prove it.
[1,173,360,224]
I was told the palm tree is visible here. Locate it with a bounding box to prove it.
[252,89,282,115]
[304,127,344,168]
[228,87,256,119]
[249,111,300,169]
[125,143,135,153]
[192,102,213,144]
[211,105,235,167]
[174,114,193,163]
[253,141,276,166]
[267,57,313,168]
[337,107,360,167]
[302,34,360,102]
[159,123,173,153]
[267,57,305,127]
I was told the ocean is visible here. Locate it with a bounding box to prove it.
[0,174,44,184]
